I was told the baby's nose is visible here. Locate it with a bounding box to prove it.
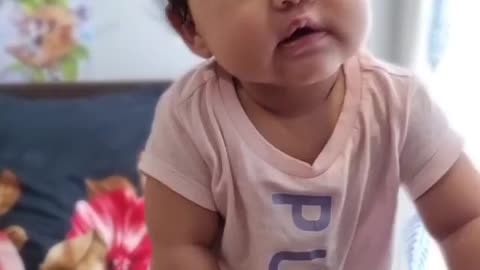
[272,0,304,10]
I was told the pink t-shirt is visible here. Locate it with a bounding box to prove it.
[139,53,462,270]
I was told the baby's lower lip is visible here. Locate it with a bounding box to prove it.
[277,31,330,56]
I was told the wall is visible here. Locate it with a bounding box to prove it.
[82,0,202,81]
[368,0,397,61]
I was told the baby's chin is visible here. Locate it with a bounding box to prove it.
[272,56,343,84]
[236,70,339,90]
[273,66,341,88]
[225,58,342,89]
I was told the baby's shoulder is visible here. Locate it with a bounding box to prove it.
[155,60,223,140]
[356,52,422,104]
[358,52,412,77]
[161,60,218,109]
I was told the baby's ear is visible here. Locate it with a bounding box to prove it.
[166,7,212,59]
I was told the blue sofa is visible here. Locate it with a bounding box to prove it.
[0,83,168,269]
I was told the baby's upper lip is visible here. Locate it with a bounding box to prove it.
[279,17,327,43]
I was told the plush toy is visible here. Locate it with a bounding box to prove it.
[40,230,108,270]
[40,175,151,270]
[0,169,27,270]
[0,170,21,215]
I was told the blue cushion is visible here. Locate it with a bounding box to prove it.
[0,86,166,269]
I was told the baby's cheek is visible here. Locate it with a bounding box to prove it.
[213,27,273,79]
[341,0,370,39]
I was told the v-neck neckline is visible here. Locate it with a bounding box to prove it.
[217,55,363,178]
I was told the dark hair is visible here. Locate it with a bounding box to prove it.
[167,0,190,24]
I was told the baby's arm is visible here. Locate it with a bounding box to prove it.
[415,154,480,270]
[139,85,222,269]
[398,77,480,269]
[145,176,221,270]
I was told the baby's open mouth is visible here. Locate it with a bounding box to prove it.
[279,26,320,45]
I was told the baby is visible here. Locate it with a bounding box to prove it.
[139,0,480,269]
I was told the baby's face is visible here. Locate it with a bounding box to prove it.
[188,0,369,87]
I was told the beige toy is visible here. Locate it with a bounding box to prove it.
[0,169,27,270]
[40,230,108,270]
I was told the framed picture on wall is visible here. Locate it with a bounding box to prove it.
[0,0,205,84]
[0,0,93,83]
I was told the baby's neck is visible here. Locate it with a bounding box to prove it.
[236,71,342,118]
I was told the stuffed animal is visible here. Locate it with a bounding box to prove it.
[40,175,151,270]
[0,169,27,270]
[0,170,21,215]
[85,175,137,200]
[40,230,108,270]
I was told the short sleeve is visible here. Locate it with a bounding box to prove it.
[138,91,216,211]
[400,78,463,199]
